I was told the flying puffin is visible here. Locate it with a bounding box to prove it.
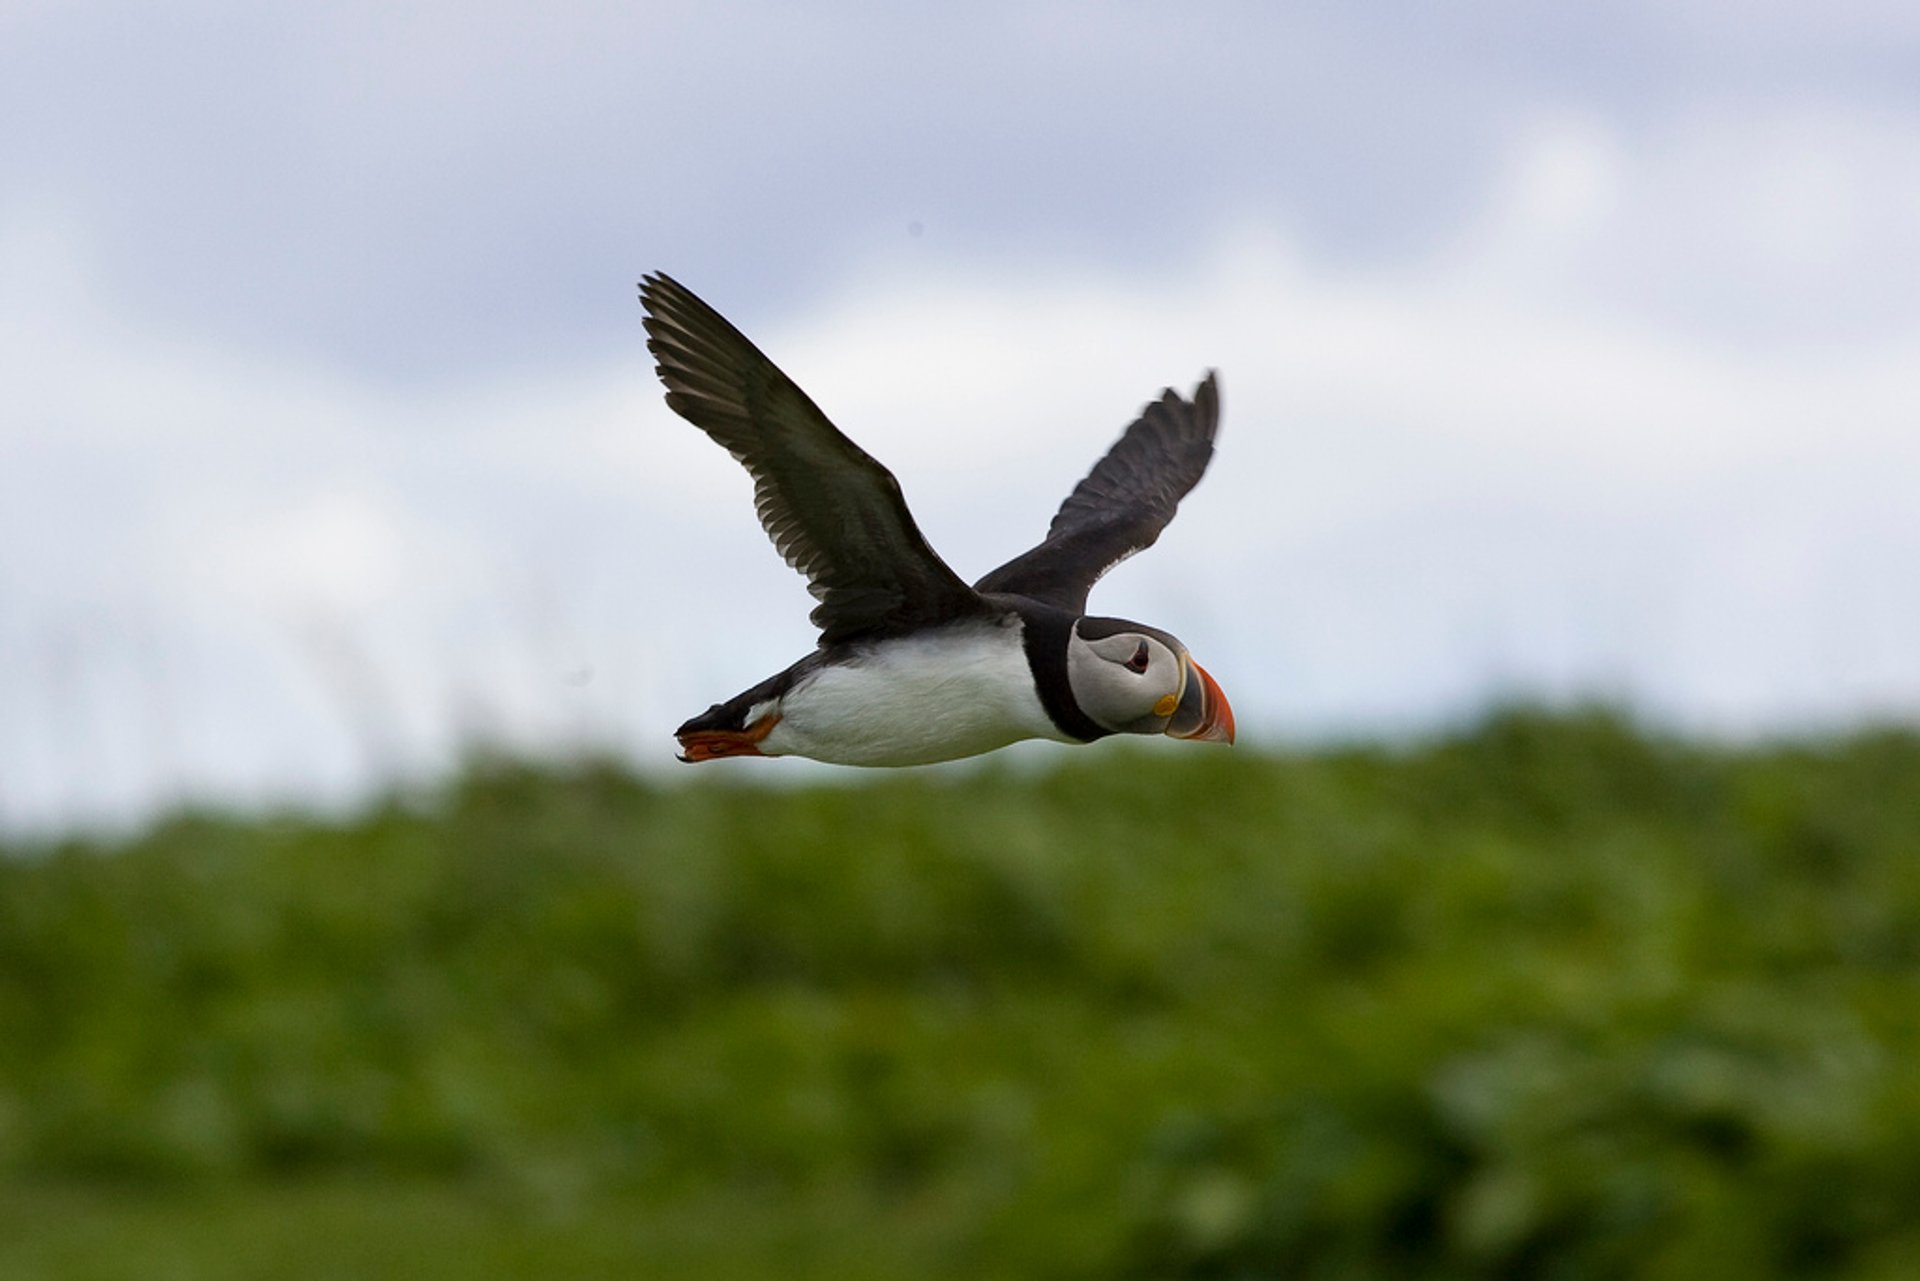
[640,272,1233,766]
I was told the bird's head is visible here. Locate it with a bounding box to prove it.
[1065,616,1234,743]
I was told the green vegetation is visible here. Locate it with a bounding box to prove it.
[3,708,1919,1279]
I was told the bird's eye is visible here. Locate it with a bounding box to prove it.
[1124,641,1150,674]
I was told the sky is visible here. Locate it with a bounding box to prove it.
[4,1,1919,831]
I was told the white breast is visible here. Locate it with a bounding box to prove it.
[756,617,1073,766]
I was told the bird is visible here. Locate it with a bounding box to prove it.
[640,271,1233,766]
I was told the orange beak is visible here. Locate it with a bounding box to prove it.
[1166,656,1235,744]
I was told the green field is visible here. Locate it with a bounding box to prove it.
[4,709,1919,1279]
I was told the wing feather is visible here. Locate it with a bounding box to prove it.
[975,373,1220,612]
[641,273,986,643]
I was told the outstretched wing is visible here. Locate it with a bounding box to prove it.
[974,372,1220,612]
[641,273,987,645]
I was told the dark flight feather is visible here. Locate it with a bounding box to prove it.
[640,273,988,645]
[975,373,1220,612]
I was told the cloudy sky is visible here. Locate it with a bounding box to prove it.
[4,2,1918,830]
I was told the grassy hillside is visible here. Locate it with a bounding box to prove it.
[4,709,1920,1279]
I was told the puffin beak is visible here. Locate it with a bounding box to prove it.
[1166,655,1235,744]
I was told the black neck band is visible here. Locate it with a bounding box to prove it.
[1018,605,1110,743]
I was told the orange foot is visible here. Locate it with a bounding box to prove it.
[677,713,781,763]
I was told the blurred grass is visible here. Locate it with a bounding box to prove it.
[3,707,1920,1278]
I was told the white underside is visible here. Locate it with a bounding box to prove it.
[753,617,1073,766]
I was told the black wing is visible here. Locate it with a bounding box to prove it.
[975,372,1220,612]
[641,273,987,645]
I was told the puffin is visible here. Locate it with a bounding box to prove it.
[640,271,1233,766]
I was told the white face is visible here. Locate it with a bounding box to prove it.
[1065,622,1189,734]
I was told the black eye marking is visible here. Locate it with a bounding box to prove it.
[1124,640,1150,674]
